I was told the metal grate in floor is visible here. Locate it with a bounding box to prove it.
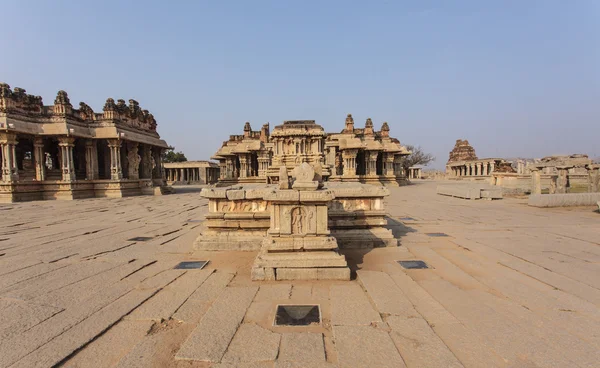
[397,260,430,269]
[174,261,209,270]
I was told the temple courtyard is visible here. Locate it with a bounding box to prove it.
[0,181,599,368]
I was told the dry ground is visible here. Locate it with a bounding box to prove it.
[0,181,598,368]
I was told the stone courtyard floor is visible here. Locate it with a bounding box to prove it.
[0,181,599,368]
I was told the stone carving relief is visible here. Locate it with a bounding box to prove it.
[217,200,268,212]
[291,207,307,235]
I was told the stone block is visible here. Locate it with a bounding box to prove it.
[255,251,348,268]
[276,268,318,280]
[436,185,481,199]
[528,193,600,207]
[317,267,350,280]
[226,189,245,200]
[201,188,228,198]
[299,190,335,202]
[481,189,503,199]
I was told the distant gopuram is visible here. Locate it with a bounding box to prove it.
[211,114,411,186]
[0,83,169,202]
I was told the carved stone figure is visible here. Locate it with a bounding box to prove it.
[291,207,305,234]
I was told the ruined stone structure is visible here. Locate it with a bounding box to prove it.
[197,177,395,252]
[211,115,410,186]
[445,139,505,179]
[164,161,219,185]
[197,162,395,280]
[407,166,422,179]
[527,155,597,195]
[252,163,350,281]
[448,139,477,162]
[0,83,168,202]
[490,154,596,195]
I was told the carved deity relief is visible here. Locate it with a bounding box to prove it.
[291,207,307,235]
[307,209,314,231]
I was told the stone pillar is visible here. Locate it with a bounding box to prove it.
[219,161,226,179]
[342,150,357,177]
[476,163,482,176]
[556,166,572,194]
[0,132,19,182]
[585,164,599,193]
[489,161,495,174]
[384,153,395,176]
[107,139,123,180]
[367,151,378,176]
[138,144,151,179]
[549,175,558,194]
[126,142,140,180]
[530,167,541,194]
[33,137,46,181]
[58,137,76,182]
[84,140,99,180]
[482,163,488,176]
[239,154,248,178]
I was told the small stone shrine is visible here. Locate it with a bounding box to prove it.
[251,163,350,281]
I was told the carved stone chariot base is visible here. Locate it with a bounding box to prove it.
[251,163,350,281]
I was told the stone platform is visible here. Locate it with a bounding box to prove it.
[195,182,396,251]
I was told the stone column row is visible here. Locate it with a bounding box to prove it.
[1,134,159,184]
[166,167,211,183]
[451,161,496,177]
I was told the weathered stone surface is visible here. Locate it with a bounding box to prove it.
[176,286,258,362]
[9,288,159,368]
[333,325,406,368]
[63,320,154,368]
[330,284,382,326]
[255,284,292,300]
[277,333,326,363]
[222,323,281,363]
[387,316,463,368]
[127,268,214,320]
[0,300,63,341]
[528,193,600,207]
[357,270,418,317]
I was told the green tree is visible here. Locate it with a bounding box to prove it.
[162,146,188,163]
[400,145,435,172]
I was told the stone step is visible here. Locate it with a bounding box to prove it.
[255,251,348,268]
[276,267,350,281]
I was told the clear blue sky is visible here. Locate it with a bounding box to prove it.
[2,1,598,168]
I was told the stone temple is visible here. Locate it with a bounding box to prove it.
[0,83,168,202]
[211,114,411,186]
